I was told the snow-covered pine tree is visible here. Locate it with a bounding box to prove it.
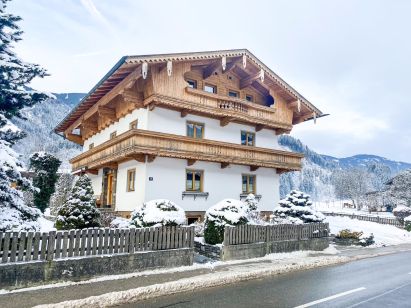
[271,190,325,224]
[49,173,74,216]
[29,152,61,213]
[0,0,50,231]
[55,174,101,230]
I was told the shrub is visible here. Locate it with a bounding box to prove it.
[393,206,411,224]
[130,199,186,228]
[204,199,248,245]
[271,190,325,224]
[55,175,101,230]
[192,221,205,237]
[110,217,131,228]
[404,216,411,232]
[336,229,363,239]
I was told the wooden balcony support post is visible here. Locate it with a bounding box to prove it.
[65,133,83,145]
[146,154,156,163]
[220,117,233,127]
[250,166,259,172]
[221,162,230,169]
[187,159,196,166]
[255,124,264,132]
[181,109,189,118]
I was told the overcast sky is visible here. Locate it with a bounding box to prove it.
[8,0,411,162]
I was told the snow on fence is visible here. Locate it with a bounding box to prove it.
[321,212,402,227]
[223,223,329,246]
[0,226,194,264]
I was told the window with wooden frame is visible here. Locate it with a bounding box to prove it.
[242,174,256,194]
[228,90,239,98]
[129,120,138,130]
[186,169,203,192]
[186,121,204,139]
[241,131,255,146]
[126,169,136,192]
[186,79,197,89]
[89,143,94,150]
[245,94,254,102]
[110,131,117,139]
[204,83,217,94]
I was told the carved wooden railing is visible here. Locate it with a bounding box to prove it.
[70,129,303,172]
[143,87,292,131]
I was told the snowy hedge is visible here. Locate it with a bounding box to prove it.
[393,206,411,223]
[130,199,186,228]
[204,199,249,245]
[271,190,325,224]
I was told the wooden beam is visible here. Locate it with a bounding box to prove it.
[81,120,98,134]
[292,112,312,125]
[203,60,221,79]
[275,128,291,135]
[148,102,156,111]
[276,168,288,174]
[65,133,83,145]
[146,154,156,163]
[255,124,264,132]
[221,162,229,169]
[85,169,98,175]
[66,66,142,134]
[181,109,189,118]
[101,162,118,169]
[220,117,233,127]
[240,71,261,89]
[250,166,259,172]
[221,56,242,74]
[187,159,196,166]
[128,154,145,163]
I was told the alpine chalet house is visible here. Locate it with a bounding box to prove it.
[55,50,323,222]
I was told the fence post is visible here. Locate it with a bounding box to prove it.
[224,227,230,246]
[47,231,56,261]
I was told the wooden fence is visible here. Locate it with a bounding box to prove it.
[321,212,402,227]
[223,223,329,246]
[0,226,194,264]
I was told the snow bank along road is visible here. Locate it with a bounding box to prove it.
[123,250,411,308]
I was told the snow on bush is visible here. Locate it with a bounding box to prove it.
[404,216,411,232]
[130,199,186,228]
[393,206,411,223]
[271,190,325,224]
[204,199,248,245]
[55,175,101,230]
[192,221,205,237]
[110,217,131,228]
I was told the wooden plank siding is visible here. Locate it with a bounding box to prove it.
[223,223,330,246]
[0,226,194,264]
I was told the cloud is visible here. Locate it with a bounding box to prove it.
[80,0,111,29]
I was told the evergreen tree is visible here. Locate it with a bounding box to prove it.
[271,190,325,224]
[49,173,74,216]
[55,175,101,230]
[29,152,61,213]
[0,0,49,231]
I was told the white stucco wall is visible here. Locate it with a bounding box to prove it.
[89,169,103,196]
[143,157,279,212]
[115,160,147,212]
[83,108,149,151]
[147,108,279,150]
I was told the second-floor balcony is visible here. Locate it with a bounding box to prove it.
[70,129,303,173]
[143,87,293,133]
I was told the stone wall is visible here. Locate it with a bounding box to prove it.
[0,248,193,290]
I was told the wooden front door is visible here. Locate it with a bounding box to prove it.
[107,173,114,206]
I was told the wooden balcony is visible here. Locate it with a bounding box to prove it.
[70,129,303,172]
[143,87,293,133]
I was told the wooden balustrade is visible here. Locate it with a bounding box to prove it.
[142,87,292,132]
[70,129,303,172]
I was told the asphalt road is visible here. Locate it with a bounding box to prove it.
[129,251,411,308]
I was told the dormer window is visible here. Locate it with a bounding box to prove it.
[204,84,217,94]
[245,94,253,102]
[228,90,239,98]
[187,79,197,89]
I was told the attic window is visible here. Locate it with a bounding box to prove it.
[228,90,239,98]
[187,79,197,89]
[204,84,217,94]
[246,95,253,102]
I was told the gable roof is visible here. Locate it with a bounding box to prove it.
[55,49,323,133]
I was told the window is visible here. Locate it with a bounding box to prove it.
[241,131,255,146]
[187,79,197,89]
[110,131,117,139]
[89,143,94,150]
[242,174,256,194]
[186,121,204,139]
[187,216,201,225]
[186,169,203,192]
[127,169,136,192]
[245,94,253,102]
[228,90,239,98]
[129,120,138,130]
[204,83,217,94]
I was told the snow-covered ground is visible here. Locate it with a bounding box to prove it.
[326,216,411,246]
[37,216,55,232]
[313,200,395,217]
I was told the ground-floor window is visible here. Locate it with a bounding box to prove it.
[127,168,136,192]
[242,174,256,194]
[186,169,203,192]
[187,216,201,225]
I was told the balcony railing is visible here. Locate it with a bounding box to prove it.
[142,87,292,131]
[70,129,303,172]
